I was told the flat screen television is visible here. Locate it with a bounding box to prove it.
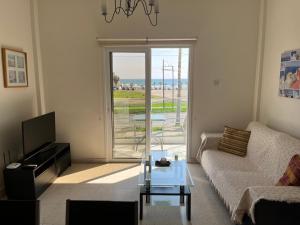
[22,112,56,158]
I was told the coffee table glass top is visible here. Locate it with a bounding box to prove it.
[138,151,194,187]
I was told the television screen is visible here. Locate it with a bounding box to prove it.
[22,112,56,157]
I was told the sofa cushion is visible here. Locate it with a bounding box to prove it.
[275,134,300,181]
[201,149,256,181]
[218,126,251,157]
[212,171,273,214]
[277,154,300,186]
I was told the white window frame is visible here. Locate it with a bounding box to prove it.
[102,44,194,162]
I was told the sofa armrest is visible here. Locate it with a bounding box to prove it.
[195,132,223,161]
[233,186,300,225]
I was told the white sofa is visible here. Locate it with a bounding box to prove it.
[198,121,300,224]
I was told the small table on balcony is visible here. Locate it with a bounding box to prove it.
[132,114,166,151]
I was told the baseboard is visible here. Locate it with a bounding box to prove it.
[72,157,198,164]
[188,157,198,163]
[72,158,199,163]
[71,158,107,164]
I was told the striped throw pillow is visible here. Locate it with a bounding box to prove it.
[218,126,251,157]
[276,154,300,186]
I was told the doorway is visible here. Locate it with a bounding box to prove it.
[105,47,190,160]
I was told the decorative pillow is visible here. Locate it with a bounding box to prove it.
[218,126,251,157]
[276,154,300,186]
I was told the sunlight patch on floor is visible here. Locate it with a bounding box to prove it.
[54,163,138,184]
[88,165,141,184]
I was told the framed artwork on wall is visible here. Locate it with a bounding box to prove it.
[1,48,28,88]
[279,49,300,98]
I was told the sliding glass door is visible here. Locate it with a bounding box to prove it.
[150,48,190,160]
[110,51,150,159]
[106,47,190,160]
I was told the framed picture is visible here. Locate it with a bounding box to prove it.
[1,48,28,88]
[279,49,300,99]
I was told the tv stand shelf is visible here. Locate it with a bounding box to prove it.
[4,143,71,200]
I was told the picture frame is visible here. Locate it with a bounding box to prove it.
[279,49,300,99]
[1,48,28,88]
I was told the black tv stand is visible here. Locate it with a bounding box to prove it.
[4,143,71,200]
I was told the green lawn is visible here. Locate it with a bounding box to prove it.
[114,90,145,99]
[114,102,187,114]
[135,127,163,132]
[113,90,187,114]
[113,90,160,99]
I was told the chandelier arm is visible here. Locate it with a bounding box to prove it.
[125,6,134,16]
[132,0,140,10]
[124,0,137,16]
[141,0,152,15]
[147,12,158,26]
[122,0,135,16]
[116,6,135,17]
[129,0,151,15]
[116,0,122,14]
[117,6,129,16]
[104,5,124,23]
[104,10,117,23]
[126,0,131,17]
[107,8,124,23]
[148,5,153,15]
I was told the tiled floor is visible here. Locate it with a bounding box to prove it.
[39,163,233,225]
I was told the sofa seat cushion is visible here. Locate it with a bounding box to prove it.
[212,171,274,214]
[201,149,256,180]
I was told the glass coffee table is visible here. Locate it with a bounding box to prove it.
[138,151,194,220]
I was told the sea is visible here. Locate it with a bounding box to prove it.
[120,79,188,87]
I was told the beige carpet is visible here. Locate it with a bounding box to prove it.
[39,163,233,225]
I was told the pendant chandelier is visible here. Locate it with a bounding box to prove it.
[101,0,160,26]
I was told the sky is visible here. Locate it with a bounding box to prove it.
[112,48,190,79]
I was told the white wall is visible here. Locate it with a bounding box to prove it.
[259,0,300,138]
[36,0,260,161]
[0,0,38,193]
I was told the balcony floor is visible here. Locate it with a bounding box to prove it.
[112,144,187,160]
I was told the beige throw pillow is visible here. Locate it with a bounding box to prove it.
[218,126,251,157]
